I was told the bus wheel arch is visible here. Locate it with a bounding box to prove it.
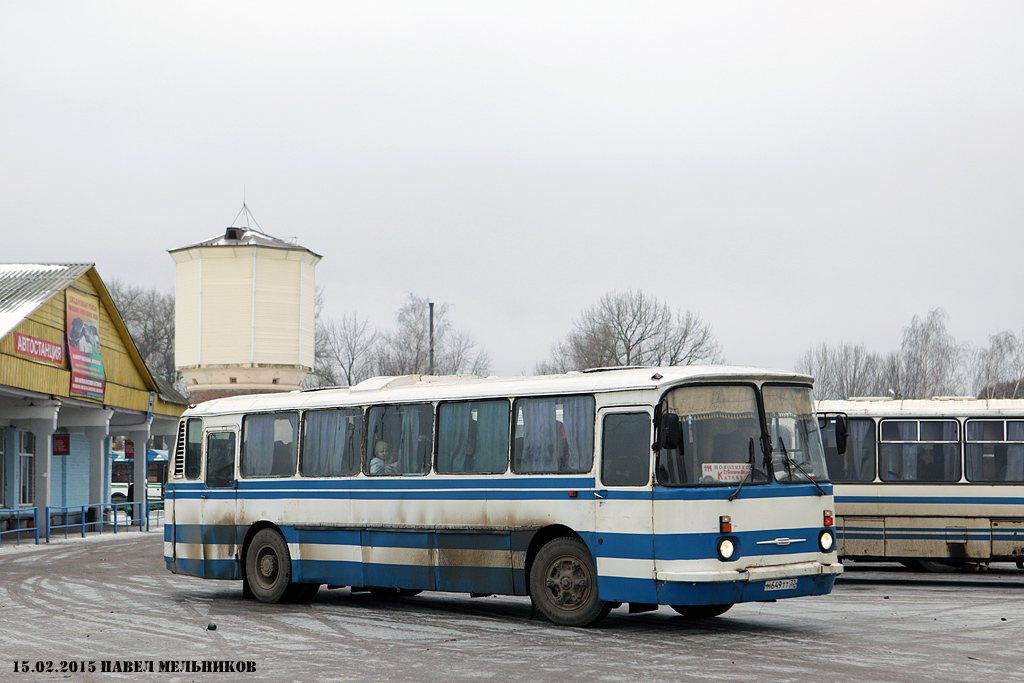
[243,524,294,604]
[527,530,610,627]
[524,524,580,587]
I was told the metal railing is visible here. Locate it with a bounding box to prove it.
[44,501,166,542]
[0,508,40,547]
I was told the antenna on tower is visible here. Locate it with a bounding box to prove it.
[229,188,264,233]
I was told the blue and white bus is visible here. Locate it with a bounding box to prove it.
[818,397,1024,570]
[165,367,841,626]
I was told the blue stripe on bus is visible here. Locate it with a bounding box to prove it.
[169,558,238,580]
[169,489,604,502]
[167,479,830,498]
[597,527,825,561]
[170,523,823,567]
[837,495,1024,505]
[169,477,597,492]
[654,483,833,500]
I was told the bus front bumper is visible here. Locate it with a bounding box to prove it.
[656,560,843,583]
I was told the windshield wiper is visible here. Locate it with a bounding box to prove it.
[728,437,756,501]
[778,437,826,497]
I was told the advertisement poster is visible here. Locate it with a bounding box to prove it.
[66,287,106,401]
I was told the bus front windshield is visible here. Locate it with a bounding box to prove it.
[762,384,830,484]
[656,383,829,486]
[657,384,770,486]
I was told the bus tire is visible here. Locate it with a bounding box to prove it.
[671,603,733,618]
[245,528,293,604]
[529,537,610,627]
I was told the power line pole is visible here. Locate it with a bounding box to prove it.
[428,301,435,375]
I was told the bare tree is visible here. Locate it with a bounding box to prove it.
[797,308,972,400]
[973,329,1024,398]
[106,279,180,389]
[795,341,894,400]
[311,312,379,387]
[537,290,722,373]
[898,309,969,398]
[376,294,491,376]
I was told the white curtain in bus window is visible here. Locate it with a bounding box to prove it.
[242,412,299,477]
[513,396,594,474]
[880,419,959,482]
[965,419,1024,482]
[365,404,433,475]
[437,400,510,474]
[880,420,918,481]
[302,408,362,476]
[660,385,764,486]
[822,417,877,482]
[848,419,877,481]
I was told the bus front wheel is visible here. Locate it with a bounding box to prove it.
[245,529,294,603]
[671,604,733,618]
[529,537,611,627]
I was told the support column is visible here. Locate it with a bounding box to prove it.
[3,428,16,511]
[84,426,109,518]
[30,417,57,540]
[129,426,151,528]
[10,401,60,539]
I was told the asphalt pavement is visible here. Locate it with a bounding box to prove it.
[1,531,1023,683]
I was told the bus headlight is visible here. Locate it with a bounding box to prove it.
[819,530,835,553]
[717,538,736,561]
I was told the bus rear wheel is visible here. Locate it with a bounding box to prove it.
[245,529,293,604]
[671,604,733,618]
[529,537,611,627]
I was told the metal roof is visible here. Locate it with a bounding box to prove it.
[817,398,1024,417]
[0,263,93,340]
[168,227,321,257]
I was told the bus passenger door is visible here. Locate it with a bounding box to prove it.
[594,408,657,604]
[201,429,239,579]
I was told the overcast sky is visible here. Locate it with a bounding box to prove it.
[3,2,1023,376]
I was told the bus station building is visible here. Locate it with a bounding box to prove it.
[0,263,187,539]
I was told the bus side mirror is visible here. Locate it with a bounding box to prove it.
[655,413,683,452]
[834,414,849,455]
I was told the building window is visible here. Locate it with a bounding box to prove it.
[229,377,237,384]
[20,431,35,506]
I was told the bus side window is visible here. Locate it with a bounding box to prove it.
[302,408,364,477]
[437,400,510,474]
[205,432,236,488]
[185,418,203,480]
[601,413,651,487]
[365,403,433,476]
[512,395,595,474]
[241,412,299,478]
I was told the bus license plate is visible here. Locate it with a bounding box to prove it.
[765,579,799,591]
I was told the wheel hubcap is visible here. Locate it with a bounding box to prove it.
[545,558,589,607]
[256,547,278,585]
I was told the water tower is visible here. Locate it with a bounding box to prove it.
[170,208,322,403]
